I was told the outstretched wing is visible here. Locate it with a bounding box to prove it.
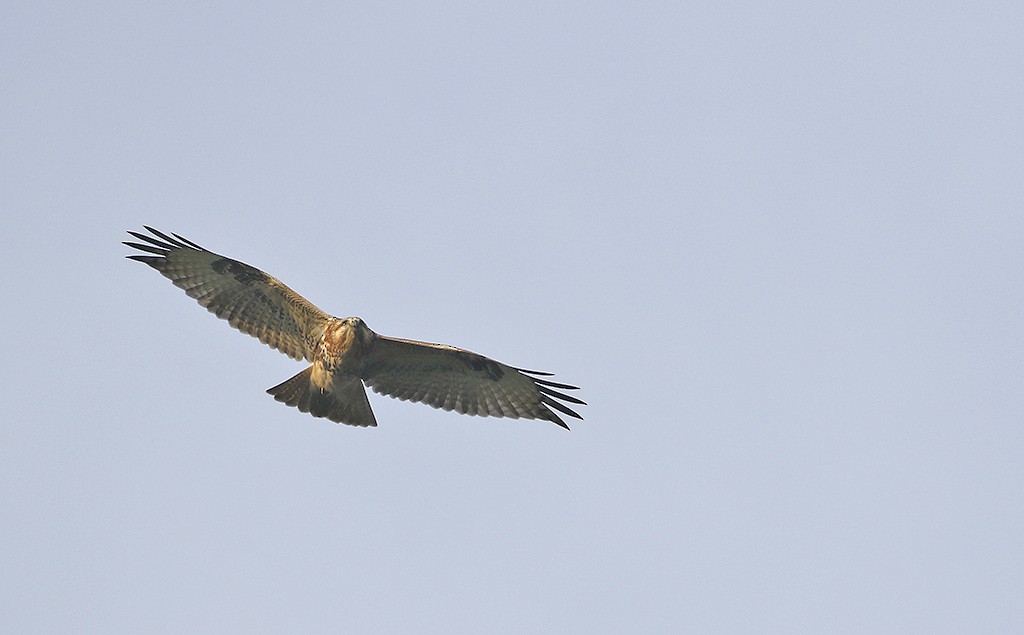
[361,336,585,429]
[124,226,330,361]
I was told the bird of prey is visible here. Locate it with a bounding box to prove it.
[124,227,584,429]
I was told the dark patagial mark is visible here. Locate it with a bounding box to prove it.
[210,258,267,285]
[465,354,505,382]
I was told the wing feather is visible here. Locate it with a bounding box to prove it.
[361,336,585,429]
[124,227,330,361]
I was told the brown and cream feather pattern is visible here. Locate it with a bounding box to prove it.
[124,227,584,429]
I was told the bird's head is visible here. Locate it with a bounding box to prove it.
[342,316,375,347]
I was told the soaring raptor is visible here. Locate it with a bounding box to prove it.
[124,227,584,429]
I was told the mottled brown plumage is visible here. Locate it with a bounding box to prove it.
[124,227,584,429]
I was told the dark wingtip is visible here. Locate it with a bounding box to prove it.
[144,226,190,249]
[515,367,580,390]
[125,227,206,264]
[545,411,572,430]
[512,366,584,427]
[537,384,586,406]
[172,232,205,250]
[514,367,556,377]
[125,255,163,267]
[542,396,584,421]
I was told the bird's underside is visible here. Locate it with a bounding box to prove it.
[124,226,585,429]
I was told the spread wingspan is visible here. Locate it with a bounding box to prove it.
[126,227,584,429]
[124,226,330,361]
[361,336,585,429]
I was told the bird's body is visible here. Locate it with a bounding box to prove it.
[124,227,584,429]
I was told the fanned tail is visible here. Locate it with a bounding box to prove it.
[267,366,377,427]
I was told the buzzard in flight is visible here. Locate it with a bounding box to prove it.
[124,227,584,429]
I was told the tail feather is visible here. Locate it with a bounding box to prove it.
[267,366,378,427]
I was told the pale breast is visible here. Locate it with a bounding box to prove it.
[316,319,365,375]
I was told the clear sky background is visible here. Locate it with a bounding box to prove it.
[3,1,1022,633]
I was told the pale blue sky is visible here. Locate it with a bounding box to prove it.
[3,1,1023,633]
